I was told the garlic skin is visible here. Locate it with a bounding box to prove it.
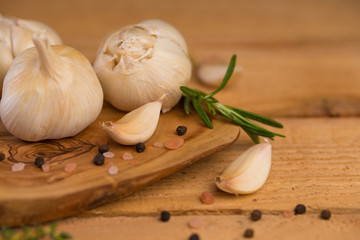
[215,143,272,195]
[93,19,191,113]
[197,63,242,87]
[102,95,164,145]
[0,32,103,142]
[0,15,62,97]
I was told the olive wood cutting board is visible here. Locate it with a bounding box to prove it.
[0,102,240,226]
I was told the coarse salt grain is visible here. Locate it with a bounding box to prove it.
[283,210,295,218]
[188,217,203,229]
[165,137,184,150]
[108,165,118,175]
[122,152,133,160]
[41,163,50,173]
[200,191,215,204]
[12,162,25,172]
[103,151,115,158]
[153,142,164,148]
[64,163,77,173]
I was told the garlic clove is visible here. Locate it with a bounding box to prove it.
[10,25,35,57]
[215,143,272,195]
[0,44,13,94]
[197,63,242,87]
[102,95,165,145]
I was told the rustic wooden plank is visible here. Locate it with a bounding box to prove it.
[56,214,360,240]
[80,118,360,217]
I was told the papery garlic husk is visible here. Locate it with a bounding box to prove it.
[0,32,103,142]
[101,95,164,145]
[0,14,62,97]
[93,19,191,113]
[197,62,242,87]
[215,143,272,195]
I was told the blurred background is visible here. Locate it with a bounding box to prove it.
[1,0,360,117]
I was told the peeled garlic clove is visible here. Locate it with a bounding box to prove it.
[0,15,62,97]
[197,63,242,87]
[0,32,103,141]
[94,19,191,113]
[102,95,164,145]
[215,143,272,194]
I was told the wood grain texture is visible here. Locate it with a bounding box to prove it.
[0,103,240,226]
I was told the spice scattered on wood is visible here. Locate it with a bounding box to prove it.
[64,163,77,173]
[320,210,331,220]
[250,210,262,221]
[34,156,45,168]
[136,142,146,153]
[0,152,5,161]
[12,162,25,172]
[160,211,171,222]
[153,142,164,148]
[200,191,215,204]
[165,137,184,150]
[294,204,306,215]
[108,165,118,175]
[243,228,254,238]
[189,233,200,240]
[98,144,109,154]
[93,153,105,166]
[283,210,295,218]
[176,125,187,136]
[122,152,134,160]
[41,163,50,173]
[188,217,203,229]
[103,151,115,158]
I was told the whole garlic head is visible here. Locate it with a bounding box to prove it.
[0,14,62,97]
[0,32,103,142]
[93,19,191,113]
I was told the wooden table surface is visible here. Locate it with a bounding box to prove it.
[1,0,360,239]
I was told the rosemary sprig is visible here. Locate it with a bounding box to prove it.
[180,54,285,144]
[1,222,71,240]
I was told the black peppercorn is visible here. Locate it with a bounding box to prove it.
[98,144,109,154]
[34,157,45,168]
[160,211,170,222]
[250,209,262,221]
[294,204,306,215]
[189,233,200,240]
[93,153,105,166]
[136,142,146,153]
[320,210,331,220]
[0,152,5,161]
[176,126,187,136]
[244,228,254,238]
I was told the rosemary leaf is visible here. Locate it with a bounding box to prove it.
[206,101,216,115]
[243,129,260,144]
[184,96,190,115]
[204,54,236,99]
[229,106,283,128]
[180,86,200,98]
[192,98,213,129]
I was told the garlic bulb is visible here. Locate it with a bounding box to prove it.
[93,19,191,113]
[102,95,164,145]
[215,143,272,195]
[0,14,62,97]
[0,32,103,142]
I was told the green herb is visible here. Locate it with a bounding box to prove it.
[1,221,71,240]
[180,54,285,144]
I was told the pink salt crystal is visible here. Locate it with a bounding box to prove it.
[165,137,184,150]
[283,210,295,218]
[108,165,118,175]
[200,191,215,204]
[122,152,133,160]
[41,163,50,173]
[188,217,204,229]
[12,163,25,172]
[131,161,138,166]
[153,142,164,148]
[105,162,114,169]
[64,163,77,173]
[103,151,115,158]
